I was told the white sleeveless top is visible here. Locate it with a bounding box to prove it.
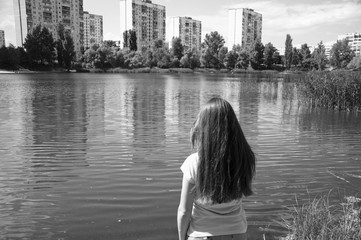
[180,153,248,237]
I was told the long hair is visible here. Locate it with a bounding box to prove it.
[191,97,256,204]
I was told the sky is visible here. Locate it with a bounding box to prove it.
[1,0,360,50]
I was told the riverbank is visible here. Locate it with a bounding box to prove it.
[1,67,282,74]
[279,195,361,240]
[76,67,282,74]
[2,66,358,75]
[0,69,15,74]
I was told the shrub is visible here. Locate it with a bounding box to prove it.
[280,195,361,240]
[347,56,361,70]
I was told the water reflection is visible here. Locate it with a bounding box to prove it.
[0,73,360,240]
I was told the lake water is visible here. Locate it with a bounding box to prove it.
[0,73,360,240]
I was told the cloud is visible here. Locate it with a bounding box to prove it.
[190,13,228,41]
[226,1,360,32]
[0,1,17,46]
[184,1,361,40]
[192,0,361,48]
[0,19,15,29]
[104,32,121,41]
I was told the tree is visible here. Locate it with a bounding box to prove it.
[123,30,129,48]
[124,51,145,68]
[263,42,276,69]
[156,49,171,68]
[272,51,282,65]
[122,29,137,51]
[17,46,29,68]
[24,25,56,65]
[300,43,312,69]
[129,30,137,51]
[249,39,264,70]
[111,49,125,68]
[62,32,76,70]
[56,23,65,66]
[103,40,117,48]
[144,48,156,67]
[171,37,184,60]
[144,39,171,68]
[330,39,355,68]
[224,50,238,69]
[232,44,242,53]
[347,55,361,69]
[312,41,327,70]
[217,46,228,69]
[0,45,20,70]
[291,47,301,67]
[236,49,250,70]
[180,47,201,69]
[285,34,293,69]
[153,42,171,68]
[201,31,225,68]
[82,43,114,69]
[56,23,75,70]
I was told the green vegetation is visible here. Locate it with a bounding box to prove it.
[312,41,328,71]
[285,34,293,70]
[0,45,26,70]
[1,27,360,72]
[250,39,264,70]
[0,24,76,71]
[56,23,75,71]
[296,71,361,111]
[201,31,225,69]
[330,39,355,69]
[280,195,361,240]
[23,25,56,66]
[347,55,361,70]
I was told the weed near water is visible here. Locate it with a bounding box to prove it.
[296,71,361,111]
[279,194,361,240]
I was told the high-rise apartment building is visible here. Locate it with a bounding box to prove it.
[324,41,335,59]
[167,17,202,51]
[0,30,5,47]
[13,0,84,57]
[338,33,361,56]
[83,11,103,49]
[120,0,166,50]
[228,8,262,50]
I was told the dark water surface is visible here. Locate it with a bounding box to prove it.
[0,73,360,240]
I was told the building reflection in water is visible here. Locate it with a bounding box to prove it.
[131,76,167,166]
[2,75,106,239]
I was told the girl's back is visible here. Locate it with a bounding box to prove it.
[177,98,255,240]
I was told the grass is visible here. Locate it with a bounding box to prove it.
[279,194,361,240]
[296,71,361,112]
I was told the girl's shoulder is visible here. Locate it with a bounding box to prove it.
[180,152,198,184]
[187,152,198,161]
[184,152,198,168]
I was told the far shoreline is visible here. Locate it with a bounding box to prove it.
[1,67,301,75]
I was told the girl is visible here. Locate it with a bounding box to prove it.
[177,97,256,240]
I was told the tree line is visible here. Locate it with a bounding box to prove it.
[0,24,75,71]
[0,24,360,71]
[283,34,358,71]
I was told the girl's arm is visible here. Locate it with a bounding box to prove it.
[177,175,194,240]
